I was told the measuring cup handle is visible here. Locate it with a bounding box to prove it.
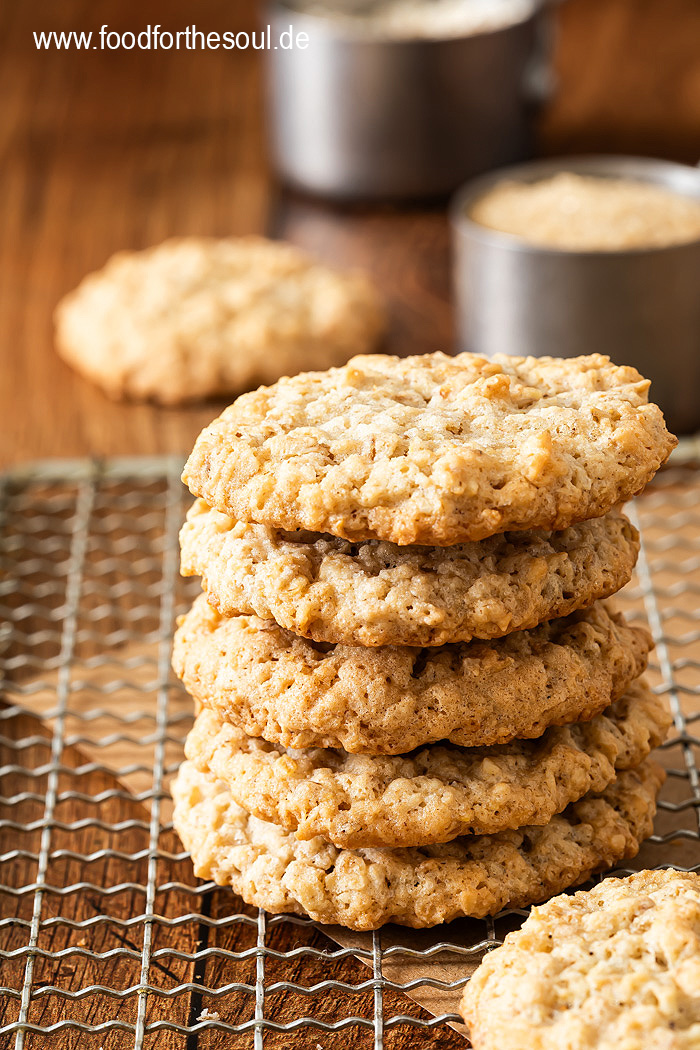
[523,0,565,106]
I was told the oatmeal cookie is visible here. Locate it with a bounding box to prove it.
[171,759,664,930]
[183,352,675,544]
[55,237,384,405]
[172,595,651,754]
[184,679,668,847]
[461,868,700,1050]
[181,499,639,646]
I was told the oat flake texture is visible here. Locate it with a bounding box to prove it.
[183,351,675,545]
[172,595,652,754]
[54,237,385,405]
[183,679,669,848]
[171,759,664,931]
[180,499,639,647]
[461,868,700,1050]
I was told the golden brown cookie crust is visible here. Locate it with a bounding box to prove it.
[183,352,675,545]
[461,869,700,1050]
[172,595,652,754]
[55,237,385,405]
[171,759,664,930]
[181,499,639,646]
[184,679,669,847]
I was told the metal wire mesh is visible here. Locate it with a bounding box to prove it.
[1,454,699,1049]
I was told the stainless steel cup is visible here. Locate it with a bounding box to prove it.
[265,1,553,201]
[451,156,700,433]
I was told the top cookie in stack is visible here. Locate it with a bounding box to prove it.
[172,351,676,930]
[182,351,674,546]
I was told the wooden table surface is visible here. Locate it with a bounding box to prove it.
[2,0,700,470]
[1,1,699,1047]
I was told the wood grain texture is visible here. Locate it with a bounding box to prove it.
[1,1,699,1045]
[0,0,269,469]
[2,0,699,467]
[0,711,469,1048]
[541,0,700,161]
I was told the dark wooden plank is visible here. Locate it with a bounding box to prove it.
[2,0,700,467]
[0,0,270,469]
[2,0,700,1044]
[0,711,199,1048]
[1,709,468,1049]
[541,0,700,162]
[271,193,454,360]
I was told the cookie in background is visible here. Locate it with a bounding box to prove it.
[54,236,385,405]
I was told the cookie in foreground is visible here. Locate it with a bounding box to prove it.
[172,595,651,753]
[54,237,384,404]
[171,759,663,930]
[183,351,676,545]
[181,500,639,647]
[184,679,669,847]
[461,868,700,1050]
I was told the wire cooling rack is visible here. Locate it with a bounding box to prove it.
[1,454,699,1049]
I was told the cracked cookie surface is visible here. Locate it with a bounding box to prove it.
[461,868,700,1050]
[183,351,675,544]
[181,499,639,646]
[184,679,669,847]
[171,759,663,930]
[55,237,384,405]
[172,595,652,754]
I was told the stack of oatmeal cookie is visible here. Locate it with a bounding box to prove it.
[172,351,676,931]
